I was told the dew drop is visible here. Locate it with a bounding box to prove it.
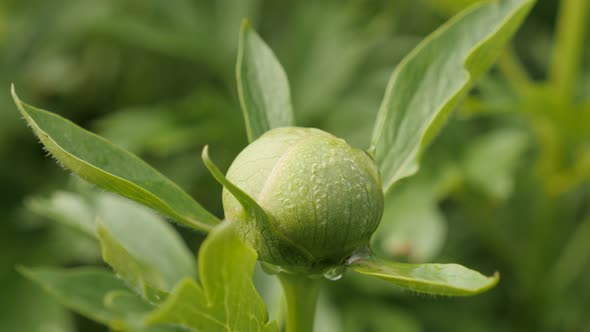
[323,266,346,281]
[345,247,373,266]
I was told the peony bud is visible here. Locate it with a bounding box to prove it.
[223,127,384,273]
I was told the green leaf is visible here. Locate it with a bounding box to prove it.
[201,146,269,225]
[200,146,266,224]
[253,265,284,324]
[18,266,181,332]
[201,145,313,266]
[348,250,499,296]
[26,190,97,238]
[146,221,278,332]
[237,20,295,142]
[12,85,219,231]
[0,272,75,332]
[103,291,183,331]
[19,266,133,326]
[369,0,534,193]
[426,0,482,16]
[27,187,196,301]
[96,193,196,301]
[463,129,528,199]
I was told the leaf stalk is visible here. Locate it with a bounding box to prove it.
[550,0,589,102]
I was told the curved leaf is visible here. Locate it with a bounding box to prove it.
[348,250,499,296]
[27,189,196,301]
[96,193,197,302]
[201,146,314,266]
[201,146,267,219]
[12,85,219,231]
[0,272,75,332]
[26,190,97,237]
[18,267,182,332]
[146,222,278,332]
[237,20,295,142]
[369,0,534,193]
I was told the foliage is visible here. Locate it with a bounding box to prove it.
[3,0,590,331]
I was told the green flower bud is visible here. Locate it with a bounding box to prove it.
[223,127,384,273]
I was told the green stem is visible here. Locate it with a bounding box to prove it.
[278,273,321,332]
[549,0,589,101]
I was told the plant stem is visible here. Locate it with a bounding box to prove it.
[278,273,321,332]
[549,0,589,101]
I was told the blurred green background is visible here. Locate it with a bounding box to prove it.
[1,0,589,331]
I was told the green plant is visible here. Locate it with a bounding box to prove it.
[403,0,590,330]
[12,0,534,331]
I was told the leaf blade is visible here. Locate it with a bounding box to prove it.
[369,0,534,193]
[19,267,142,327]
[12,85,219,231]
[26,190,97,238]
[236,20,295,142]
[146,222,278,332]
[96,193,197,301]
[19,267,183,332]
[348,251,499,296]
[201,145,314,266]
[0,272,76,332]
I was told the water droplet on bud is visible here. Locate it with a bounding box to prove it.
[322,266,346,281]
[345,247,372,265]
